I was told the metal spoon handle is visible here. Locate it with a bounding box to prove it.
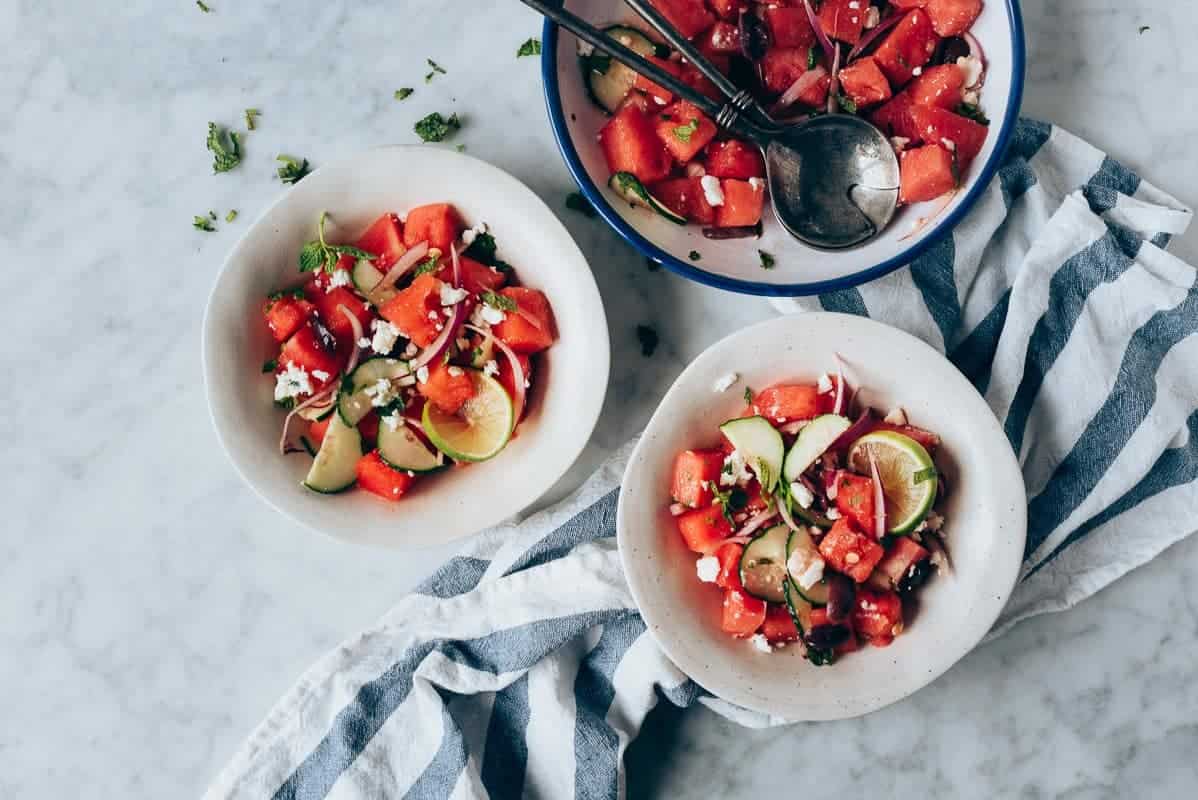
[520,0,769,143]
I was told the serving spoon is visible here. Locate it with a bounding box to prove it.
[521,0,900,249]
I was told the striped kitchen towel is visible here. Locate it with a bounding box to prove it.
[206,120,1198,799]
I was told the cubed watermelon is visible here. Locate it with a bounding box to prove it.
[708,0,748,22]
[761,604,801,644]
[304,283,374,345]
[704,139,765,180]
[279,322,342,387]
[899,144,958,204]
[721,587,768,637]
[875,536,931,588]
[354,213,406,270]
[677,504,734,554]
[909,105,989,166]
[714,179,765,228]
[356,451,416,501]
[872,8,939,87]
[760,47,826,99]
[633,56,685,107]
[765,6,817,49]
[907,63,966,109]
[925,0,983,37]
[649,177,717,225]
[835,473,878,534]
[702,21,742,54]
[851,587,904,645]
[838,56,893,109]
[647,0,715,38]
[599,103,672,184]
[264,292,314,343]
[818,518,886,583]
[378,272,443,347]
[818,0,867,44]
[671,448,726,508]
[871,92,923,141]
[403,204,461,252]
[753,383,824,424]
[655,100,718,163]
[492,287,556,354]
[418,362,476,414]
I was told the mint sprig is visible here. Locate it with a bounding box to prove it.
[298,212,377,274]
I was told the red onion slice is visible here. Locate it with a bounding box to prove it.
[775,65,828,111]
[847,12,903,62]
[465,323,526,423]
[829,410,876,452]
[832,355,847,416]
[278,383,337,455]
[735,508,779,539]
[962,32,987,89]
[802,0,836,61]
[337,305,365,377]
[776,491,801,532]
[371,240,430,294]
[826,44,842,115]
[868,450,886,539]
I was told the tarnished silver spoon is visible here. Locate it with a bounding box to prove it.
[522,0,900,250]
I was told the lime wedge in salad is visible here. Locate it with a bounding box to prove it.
[847,431,938,535]
[422,369,515,462]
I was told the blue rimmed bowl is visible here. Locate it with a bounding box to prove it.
[541,1,1025,297]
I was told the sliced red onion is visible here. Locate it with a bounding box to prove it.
[775,65,827,111]
[847,11,903,61]
[962,31,987,89]
[735,508,779,539]
[278,382,337,455]
[830,410,876,452]
[826,44,842,115]
[899,189,958,242]
[466,323,526,424]
[868,449,886,539]
[411,246,466,371]
[776,492,801,532]
[669,502,687,517]
[832,355,847,416]
[802,0,836,61]
[337,304,365,377]
[371,240,430,294]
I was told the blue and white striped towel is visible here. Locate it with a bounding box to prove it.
[206,120,1198,799]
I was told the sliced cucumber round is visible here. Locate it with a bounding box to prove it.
[786,528,830,606]
[608,172,687,225]
[783,579,816,637]
[303,414,362,494]
[337,357,412,427]
[782,414,852,483]
[350,258,398,306]
[739,524,790,603]
[377,419,443,474]
[583,26,662,113]
[719,416,785,495]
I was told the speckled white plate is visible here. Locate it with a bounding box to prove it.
[203,146,609,550]
[617,312,1025,720]
[542,0,1025,295]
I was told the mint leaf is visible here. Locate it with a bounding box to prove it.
[758,250,776,270]
[276,154,311,185]
[517,38,542,58]
[394,87,414,101]
[193,215,216,232]
[414,112,461,143]
[206,122,241,173]
[481,290,517,312]
[298,241,325,272]
[672,118,699,143]
[244,108,260,130]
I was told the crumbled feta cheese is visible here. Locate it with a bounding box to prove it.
[440,283,469,307]
[482,359,500,377]
[695,556,720,583]
[461,221,487,247]
[364,378,400,408]
[416,365,430,384]
[576,40,594,57]
[370,319,401,355]
[826,507,842,521]
[957,54,983,88]
[721,450,753,487]
[403,342,419,358]
[700,175,725,207]
[826,479,839,501]
[789,481,815,509]
[311,370,330,382]
[326,269,352,291]
[653,95,667,105]
[274,362,312,401]
[357,337,372,350]
[912,66,923,77]
[963,89,981,106]
[382,414,402,432]
[884,407,909,426]
[864,5,881,28]
[749,633,773,654]
[941,138,957,152]
[748,177,765,191]
[787,549,825,591]
[817,373,834,394]
[859,599,876,611]
[446,366,464,378]
[848,0,859,8]
[478,303,507,326]
[712,372,740,393]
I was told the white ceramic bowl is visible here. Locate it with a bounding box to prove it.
[203,147,609,550]
[542,1,1026,295]
[618,313,1025,720]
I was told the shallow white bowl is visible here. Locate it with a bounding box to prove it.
[203,147,609,550]
[543,0,1026,295]
[618,313,1025,720]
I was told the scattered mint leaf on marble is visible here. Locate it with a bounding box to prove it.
[276,154,311,184]
[193,215,216,232]
[225,209,238,223]
[395,87,414,101]
[1139,25,1151,34]
[414,112,461,143]
[636,324,659,358]
[425,58,447,82]
[196,1,212,12]
[244,108,260,130]
[758,250,776,270]
[565,192,597,218]
[517,38,542,58]
[206,122,241,174]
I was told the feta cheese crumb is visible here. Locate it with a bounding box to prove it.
[382,414,402,432]
[357,336,372,350]
[847,0,859,8]
[817,373,834,394]
[274,362,312,401]
[712,372,740,393]
[439,283,469,307]
[844,551,860,565]
[482,359,500,378]
[370,319,401,355]
[957,54,983,88]
[428,310,439,321]
[576,40,594,57]
[471,302,506,327]
[941,138,957,152]
[787,549,826,591]
[461,221,487,247]
[363,378,400,408]
[890,136,911,153]
[695,556,720,583]
[884,407,909,426]
[826,479,839,501]
[750,634,773,654]
[326,269,352,291]
[912,66,923,77]
[311,370,330,382]
[685,162,706,178]
[963,89,981,106]
[721,450,753,487]
[416,365,430,384]
[700,175,725,207]
[447,366,464,378]
[748,177,765,191]
[403,342,419,358]
[789,481,815,509]
[864,6,880,28]
[826,507,842,521]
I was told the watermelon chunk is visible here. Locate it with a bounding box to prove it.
[646,0,715,39]
[403,204,461,252]
[714,179,765,228]
[599,103,672,184]
[492,287,556,354]
[925,0,983,37]
[704,139,765,180]
[765,6,817,49]
[872,8,939,88]
[907,63,966,109]
[899,144,958,204]
[655,100,718,163]
[818,0,867,45]
[649,177,717,225]
[909,105,989,166]
[838,57,893,109]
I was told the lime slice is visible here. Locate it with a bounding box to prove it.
[422,369,515,462]
[847,431,938,535]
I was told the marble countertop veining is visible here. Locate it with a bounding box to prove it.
[3,1,1197,797]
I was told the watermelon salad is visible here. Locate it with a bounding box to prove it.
[669,367,950,664]
[262,205,557,501]
[585,0,990,238]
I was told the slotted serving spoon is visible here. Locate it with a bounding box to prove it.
[521,0,901,249]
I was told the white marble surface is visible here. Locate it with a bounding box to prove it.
[3,1,1198,797]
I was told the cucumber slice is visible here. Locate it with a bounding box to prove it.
[583,26,661,113]
[350,258,398,306]
[608,172,687,225]
[783,579,816,637]
[337,358,412,426]
[377,419,443,474]
[739,524,790,603]
[719,416,785,494]
[302,414,362,494]
[786,528,830,606]
[782,414,852,483]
